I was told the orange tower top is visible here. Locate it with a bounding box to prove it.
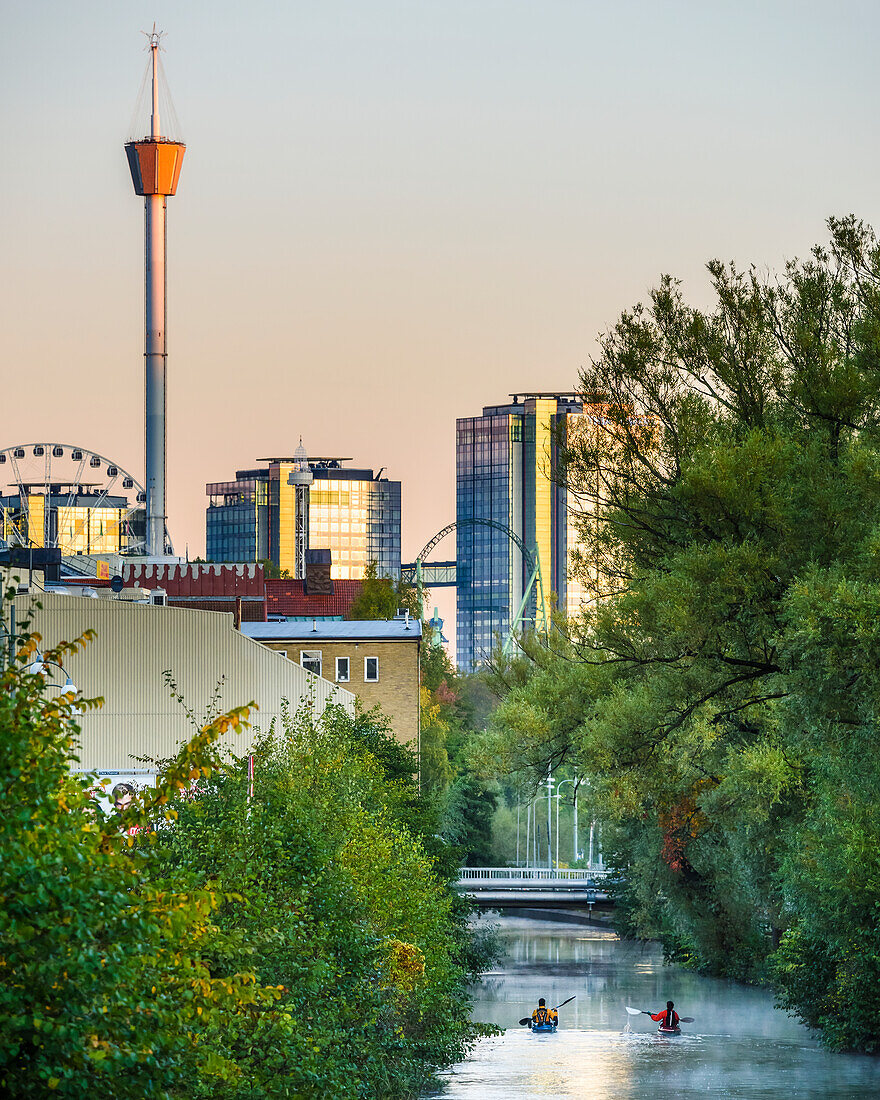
[125,139,185,196]
[125,28,185,196]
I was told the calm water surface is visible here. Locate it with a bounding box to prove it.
[423,916,880,1099]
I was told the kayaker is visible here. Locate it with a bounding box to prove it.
[650,1001,680,1030]
[531,998,558,1028]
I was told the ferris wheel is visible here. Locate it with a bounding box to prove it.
[0,442,159,556]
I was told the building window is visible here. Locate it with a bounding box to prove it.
[300,650,322,677]
[335,656,350,683]
[364,656,379,682]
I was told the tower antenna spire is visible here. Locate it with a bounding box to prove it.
[150,27,162,138]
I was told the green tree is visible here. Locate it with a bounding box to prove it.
[258,558,290,580]
[145,700,494,1096]
[480,217,880,1047]
[347,562,421,621]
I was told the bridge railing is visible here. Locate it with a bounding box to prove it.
[458,866,612,883]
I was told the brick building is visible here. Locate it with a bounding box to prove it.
[241,616,421,747]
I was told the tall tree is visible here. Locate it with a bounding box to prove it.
[482,218,880,1047]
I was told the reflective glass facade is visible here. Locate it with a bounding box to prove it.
[206,477,266,564]
[456,396,593,670]
[0,492,138,555]
[206,460,400,579]
[456,412,520,670]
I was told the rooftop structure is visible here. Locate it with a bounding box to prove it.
[242,617,420,642]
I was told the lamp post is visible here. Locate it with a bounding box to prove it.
[545,769,554,870]
[555,776,576,868]
[0,602,17,672]
[0,586,32,673]
[526,796,542,866]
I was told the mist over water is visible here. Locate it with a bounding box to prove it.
[423,916,880,1099]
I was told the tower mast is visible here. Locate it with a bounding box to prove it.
[288,440,314,580]
[125,28,185,557]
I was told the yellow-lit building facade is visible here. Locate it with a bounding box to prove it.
[206,458,401,580]
[456,394,599,669]
[1,490,139,556]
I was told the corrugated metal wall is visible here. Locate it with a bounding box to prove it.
[14,594,354,773]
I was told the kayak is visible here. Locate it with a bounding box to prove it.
[657,1025,681,1036]
[530,1023,557,1033]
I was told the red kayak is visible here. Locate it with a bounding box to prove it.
[657,1025,681,1036]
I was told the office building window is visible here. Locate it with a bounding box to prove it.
[364,656,379,682]
[300,650,322,677]
[336,656,350,683]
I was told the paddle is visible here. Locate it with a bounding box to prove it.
[625,1006,694,1023]
[519,995,576,1026]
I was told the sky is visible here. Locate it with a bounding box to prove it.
[4,2,880,646]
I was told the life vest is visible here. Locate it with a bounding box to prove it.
[651,1008,680,1028]
[532,1006,555,1025]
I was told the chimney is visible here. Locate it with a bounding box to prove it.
[304,548,333,596]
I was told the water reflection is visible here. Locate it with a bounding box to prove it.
[424,917,880,1099]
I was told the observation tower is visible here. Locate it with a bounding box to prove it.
[124,29,185,557]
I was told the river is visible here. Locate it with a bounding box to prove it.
[423,915,880,1099]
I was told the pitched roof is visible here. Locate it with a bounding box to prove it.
[265,578,363,618]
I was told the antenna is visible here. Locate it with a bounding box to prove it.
[141,23,165,51]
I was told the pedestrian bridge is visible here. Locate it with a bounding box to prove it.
[456,867,613,909]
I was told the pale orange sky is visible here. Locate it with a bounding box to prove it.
[4,2,880,645]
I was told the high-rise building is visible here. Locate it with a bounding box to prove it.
[206,456,401,580]
[456,393,594,669]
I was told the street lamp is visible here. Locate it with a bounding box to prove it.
[25,650,78,695]
[545,769,554,871]
[555,776,577,867]
[525,795,542,867]
[0,597,29,674]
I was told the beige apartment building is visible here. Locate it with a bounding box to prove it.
[241,617,421,747]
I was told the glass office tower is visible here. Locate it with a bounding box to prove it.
[206,457,400,579]
[456,393,592,670]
